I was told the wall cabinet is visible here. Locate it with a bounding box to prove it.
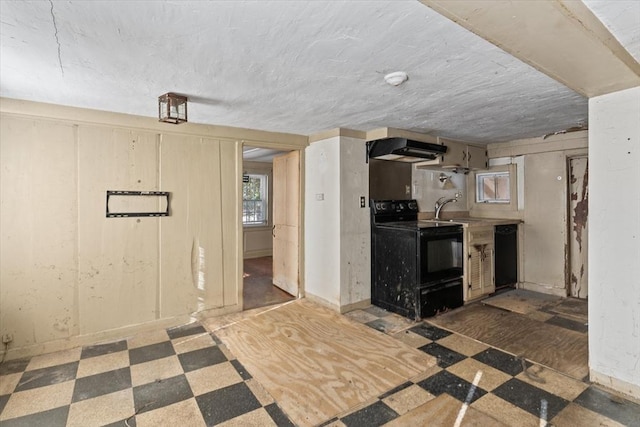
[440,140,487,170]
[416,137,487,170]
[464,226,495,301]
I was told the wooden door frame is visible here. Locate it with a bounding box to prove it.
[239,142,305,310]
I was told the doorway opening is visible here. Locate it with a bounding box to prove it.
[242,145,300,310]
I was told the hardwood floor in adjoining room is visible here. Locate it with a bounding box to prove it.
[243,256,294,311]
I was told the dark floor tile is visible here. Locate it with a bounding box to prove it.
[210,333,223,345]
[133,374,193,414]
[379,381,413,399]
[128,341,175,365]
[318,418,339,427]
[493,378,568,419]
[0,393,10,413]
[417,370,486,404]
[365,318,395,333]
[0,358,30,376]
[341,401,398,427]
[80,340,128,359]
[364,305,390,318]
[409,323,452,341]
[230,358,252,380]
[196,382,261,425]
[178,346,227,373]
[14,361,78,392]
[573,385,640,426]
[545,315,588,333]
[0,405,69,427]
[72,367,131,402]
[265,402,296,427]
[472,348,526,376]
[167,322,207,340]
[418,342,467,368]
[103,417,135,427]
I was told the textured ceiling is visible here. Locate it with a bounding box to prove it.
[0,1,635,143]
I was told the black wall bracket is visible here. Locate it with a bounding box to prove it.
[106,190,170,218]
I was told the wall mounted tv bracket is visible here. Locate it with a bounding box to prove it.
[106,190,170,218]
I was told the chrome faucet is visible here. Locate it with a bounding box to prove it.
[435,196,458,220]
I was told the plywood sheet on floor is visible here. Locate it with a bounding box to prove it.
[482,289,562,314]
[214,299,436,427]
[548,298,588,322]
[429,304,588,380]
[384,393,508,427]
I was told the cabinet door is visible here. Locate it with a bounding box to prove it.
[441,141,467,168]
[467,249,484,300]
[467,145,487,169]
[482,248,495,295]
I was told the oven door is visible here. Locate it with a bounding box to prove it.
[419,227,463,285]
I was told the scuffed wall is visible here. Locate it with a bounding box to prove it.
[304,131,370,311]
[339,136,370,308]
[0,99,305,358]
[589,86,640,398]
[304,137,341,307]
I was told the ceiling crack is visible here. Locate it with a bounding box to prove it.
[49,0,64,76]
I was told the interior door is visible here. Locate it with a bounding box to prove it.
[569,156,588,298]
[272,151,299,296]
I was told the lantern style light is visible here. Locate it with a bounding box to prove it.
[158,92,188,124]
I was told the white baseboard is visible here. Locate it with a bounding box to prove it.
[2,304,242,361]
[243,249,272,259]
[518,281,567,297]
[304,293,371,314]
[339,299,371,314]
[590,369,640,400]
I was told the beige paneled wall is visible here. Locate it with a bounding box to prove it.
[78,126,162,334]
[487,131,588,296]
[0,99,305,359]
[159,134,226,317]
[0,118,80,346]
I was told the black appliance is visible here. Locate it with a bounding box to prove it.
[370,199,464,320]
[367,138,448,163]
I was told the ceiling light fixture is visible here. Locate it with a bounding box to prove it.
[384,71,408,86]
[159,92,188,124]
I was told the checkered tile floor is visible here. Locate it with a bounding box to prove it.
[0,323,292,427]
[1,304,639,426]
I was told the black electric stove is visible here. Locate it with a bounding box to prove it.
[370,199,464,319]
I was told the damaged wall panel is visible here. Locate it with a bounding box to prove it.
[569,157,588,299]
[160,134,225,316]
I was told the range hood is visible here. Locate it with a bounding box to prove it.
[367,137,447,163]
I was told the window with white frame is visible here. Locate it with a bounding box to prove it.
[243,174,268,225]
[476,171,510,203]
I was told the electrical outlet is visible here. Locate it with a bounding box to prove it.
[360,196,366,208]
[2,334,13,344]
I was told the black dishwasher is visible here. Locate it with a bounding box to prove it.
[494,224,518,287]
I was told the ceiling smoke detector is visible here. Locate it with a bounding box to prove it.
[384,71,408,86]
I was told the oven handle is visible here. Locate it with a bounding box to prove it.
[421,279,463,294]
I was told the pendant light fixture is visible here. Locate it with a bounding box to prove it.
[158,92,188,124]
